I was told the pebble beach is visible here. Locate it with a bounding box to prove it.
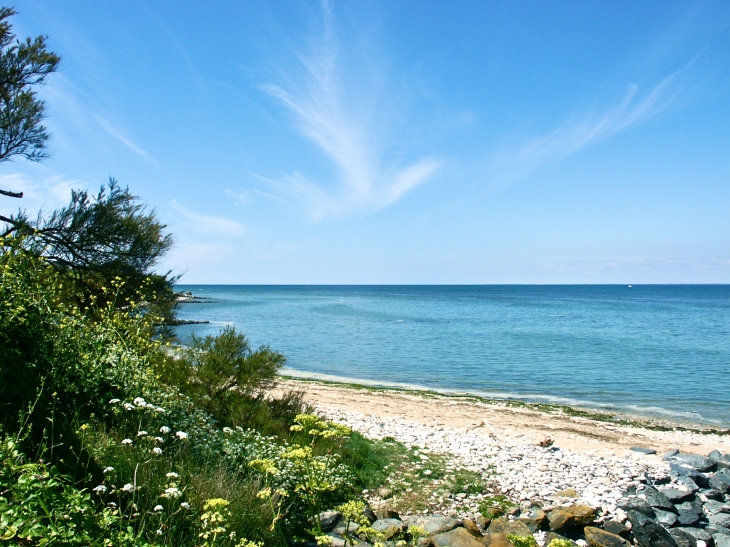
[277,379,730,545]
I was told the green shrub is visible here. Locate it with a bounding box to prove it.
[158,327,286,428]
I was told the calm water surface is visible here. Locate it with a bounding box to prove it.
[174,285,730,426]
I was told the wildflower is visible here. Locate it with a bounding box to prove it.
[163,487,182,498]
[121,439,133,445]
[123,403,135,411]
[155,407,166,413]
[122,483,135,492]
[103,466,114,473]
[180,502,190,509]
[256,487,272,500]
[108,398,121,404]
[133,397,146,407]
[423,470,432,475]
[93,484,107,493]
[160,426,171,434]
[153,505,163,512]
[248,459,279,475]
[222,427,232,433]
[316,536,332,546]
[153,447,162,455]
[108,502,117,507]
[203,498,229,510]
[166,472,179,478]
[175,431,188,440]
[137,430,148,437]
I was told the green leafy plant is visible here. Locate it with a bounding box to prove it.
[508,534,538,547]
[478,494,516,519]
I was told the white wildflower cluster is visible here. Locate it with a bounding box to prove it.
[162,487,182,499]
[109,396,166,416]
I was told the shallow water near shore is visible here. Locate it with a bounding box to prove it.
[174,285,730,426]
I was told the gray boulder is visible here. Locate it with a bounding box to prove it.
[618,497,656,518]
[660,487,695,504]
[319,510,343,532]
[670,454,716,473]
[402,515,459,536]
[645,486,676,511]
[627,510,678,547]
[702,489,726,501]
[519,507,548,532]
[669,529,696,547]
[654,508,678,527]
[710,473,730,494]
[675,510,701,527]
[332,521,360,537]
[674,527,714,545]
[704,500,730,515]
[670,465,710,488]
[708,512,730,530]
[371,518,405,540]
[675,476,700,494]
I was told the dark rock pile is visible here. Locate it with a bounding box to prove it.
[613,449,730,547]
[317,449,730,547]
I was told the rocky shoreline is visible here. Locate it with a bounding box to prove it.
[314,406,730,547]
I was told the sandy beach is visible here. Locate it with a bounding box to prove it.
[274,378,730,520]
[278,379,730,457]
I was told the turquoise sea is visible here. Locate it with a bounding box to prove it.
[173,285,730,427]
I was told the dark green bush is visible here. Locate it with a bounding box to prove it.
[157,327,291,429]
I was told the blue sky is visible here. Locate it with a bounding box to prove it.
[2,0,729,283]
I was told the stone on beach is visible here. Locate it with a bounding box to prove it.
[584,526,630,547]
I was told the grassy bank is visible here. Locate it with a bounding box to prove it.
[0,241,445,546]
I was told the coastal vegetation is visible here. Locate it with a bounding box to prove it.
[0,8,418,546]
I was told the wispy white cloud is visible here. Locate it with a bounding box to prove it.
[95,116,155,162]
[224,189,251,206]
[170,200,246,237]
[260,1,440,220]
[485,70,685,188]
